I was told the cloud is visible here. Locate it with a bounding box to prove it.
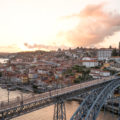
[59,3,120,48]
[24,43,68,50]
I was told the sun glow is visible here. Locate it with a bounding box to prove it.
[0,0,120,52]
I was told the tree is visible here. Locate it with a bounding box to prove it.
[0,72,2,77]
[109,45,112,49]
[112,48,118,56]
[74,79,80,83]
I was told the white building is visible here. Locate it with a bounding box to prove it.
[33,58,37,63]
[100,71,110,77]
[110,56,120,63]
[37,69,49,74]
[81,60,98,68]
[90,73,101,79]
[97,49,112,61]
[28,73,38,79]
[10,77,21,83]
[82,57,97,61]
[65,51,72,57]
[82,57,92,60]
[91,69,101,74]
[90,69,110,78]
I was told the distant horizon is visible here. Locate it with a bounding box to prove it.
[0,45,119,54]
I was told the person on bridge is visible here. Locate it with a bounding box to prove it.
[20,101,23,106]
[49,90,51,96]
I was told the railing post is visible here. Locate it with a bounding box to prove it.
[8,90,9,105]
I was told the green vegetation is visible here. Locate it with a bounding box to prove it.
[72,65,86,73]
[65,55,70,59]
[92,66,101,69]
[64,69,72,75]
[64,65,92,84]
[32,84,38,89]
[0,72,2,77]
[74,75,92,83]
[103,68,117,75]
[73,65,92,83]
[112,48,118,56]
[74,78,81,83]
[108,69,117,75]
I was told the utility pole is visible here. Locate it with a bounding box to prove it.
[8,90,9,105]
[20,92,23,105]
[7,72,10,105]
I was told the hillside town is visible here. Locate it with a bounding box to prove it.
[0,43,120,93]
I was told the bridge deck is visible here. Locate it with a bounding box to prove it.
[0,76,114,111]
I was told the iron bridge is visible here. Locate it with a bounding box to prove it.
[0,76,117,120]
[71,77,120,120]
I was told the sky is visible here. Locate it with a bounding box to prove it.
[0,0,120,52]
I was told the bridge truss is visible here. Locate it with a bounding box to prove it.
[71,78,120,120]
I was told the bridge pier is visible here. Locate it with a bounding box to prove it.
[53,98,66,120]
[1,113,4,120]
[118,98,120,120]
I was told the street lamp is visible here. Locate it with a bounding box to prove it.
[20,92,23,105]
[8,89,9,105]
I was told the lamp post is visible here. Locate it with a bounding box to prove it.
[8,90,9,105]
[20,92,23,105]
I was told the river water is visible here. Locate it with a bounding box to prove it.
[0,58,9,64]
[0,88,118,120]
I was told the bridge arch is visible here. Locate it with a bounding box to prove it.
[71,77,120,120]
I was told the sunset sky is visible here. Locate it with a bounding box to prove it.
[0,0,120,52]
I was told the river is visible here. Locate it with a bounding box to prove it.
[0,88,118,120]
[0,58,9,64]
